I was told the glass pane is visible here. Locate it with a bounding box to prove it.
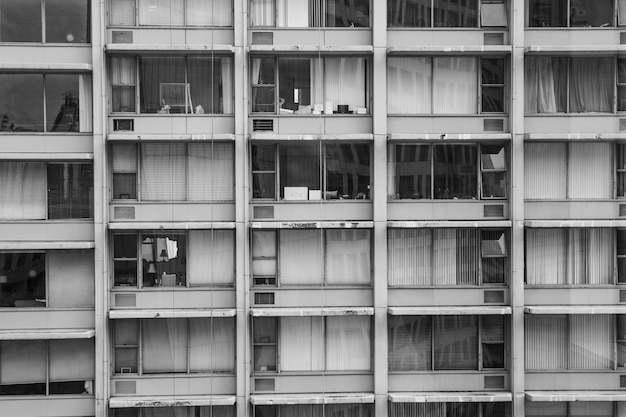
[252,144,276,171]
[528,0,567,27]
[393,144,431,199]
[140,233,186,287]
[325,144,370,200]
[482,343,505,368]
[482,257,507,284]
[252,231,276,257]
[252,86,276,113]
[619,257,626,284]
[482,172,506,198]
[187,57,224,114]
[434,316,478,370]
[47,163,93,219]
[571,0,613,27]
[187,0,232,26]
[139,57,186,113]
[114,260,137,286]
[482,58,505,84]
[481,145,506,170]
[279,143,320,199]
[111,0,135,25]
[45,0,90,43]
[569,57,613,113]
[138,0,184,25]
[115,320,138,345]
[113,173,137,199]
[482,316,504,340]
[0,252,45,308]
[112,86,136,113]
[278,58,311,113]
[619,87,626,112]
[481,86,504,112]
[326,0,370,27]
[388,0,431,27]
[618,230,626,255]
[388,315,432,371]
[114,234,137,259]
[434,0,478,27]
[0,74,44,132]
[433,145,477,199]
[253,173,276,199]
[46,74,80,132]
[481,231,507,256]
[254,345,276,371]
[0,0,41,42]
[254,317,276,343]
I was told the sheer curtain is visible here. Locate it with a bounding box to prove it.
[433,229,480,286]
[187,0,232,26]
[110,0,135,25]
[188,143,233,201]
[138,0,184,25]
[433,57,476,114]
[277,0,308,26]
[388,315,432,371]
[250,0,275,26]
[387,57,432,114]
[280,230,323,284]
[48,250,95,307]
[524,143,567,199]
[142,319,188,373]
[280,317,324,370]
[570,57,613,113]
[525,57,567,113]
[49,339,95,383]
[188,230,235,286]
[0,162,46,220]
[221,58,234,114]
[140,143,186,200]
[324,58,366,112]
[326,316,371,370]
[387,229,432,286]
[526,229,567,285]
[568,143,612,199]
[525,315,568,370]
[567,229,612,285]
[569,315,613,369]
[189,317,235,372]
[0,340,46,386]
[326,229,371,285]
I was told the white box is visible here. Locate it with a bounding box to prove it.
[313,104,323,114]
[356,107,367,114]
[324,101,333,115]
[309,189,322,200]
[283,187,308,200]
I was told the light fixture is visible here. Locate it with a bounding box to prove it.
[158,249,168,262]
[147,263,156,274]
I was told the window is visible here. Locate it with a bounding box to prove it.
[528,0,615,27]
[0,250,94,308]
[109,56,233,114]
[525,57,615,114]
[0,73,91,132]
[526,401,618,417]
[251,229,371,286]
[388,315,506,371]
[253,316,371,372]
[388,0,507,27]
[525,315,615,370]
[251,142,371,200]
[255,405,372,417]
[388,57,506,114]
[0,0,90,42]
[389,402,508,417]
[526,229,614,285]
[0,162,93,220]
[111,142,234,201]
[112,230,234,288]
[525,143,612,199]
[388,143,507,200]
[251,57,368,115]
[113,318,235,374]
[388,229,508,286]
[110,0,232,26]
[112,406,235,417]
[250,0,370,27]
[0,339,94,395]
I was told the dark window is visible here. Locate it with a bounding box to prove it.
[47,163,93,219]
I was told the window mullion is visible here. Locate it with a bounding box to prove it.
[139,319,144,375]
[41,0,46,43]
[45,340,50,395]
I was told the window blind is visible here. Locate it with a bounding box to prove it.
[326,316,371,371]
[49,339,94,382]
[280,317,324,371]
[188,317,235,372]
[188,230,235,286]
[279,230,323,285]
[524,143,567,199]
[433,57,477,114]
[388,229,432,286]
[140,143,186,201]
[187,143,233,201]
[326,229,371,285]
[567,142,612,199]
[0,340,46,384]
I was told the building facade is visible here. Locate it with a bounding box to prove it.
[1,0,626,416]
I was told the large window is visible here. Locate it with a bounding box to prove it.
[112,230,234,288]
[112,406,235,417]
[525,315,616,370]
[525,143,612,199]
[110,0,232,26]
[526,401,621,417]
[388,143,507,200]
[251,142,370,200]
[527,0,616,27]
[113,318,235,374]
[388,315,506,371]
[388,0,507,27]
[0,162,93,220]
[526,228,616,285]
[251,57,368,115]
[255,405,372,417]
[0,339,94,395]
[0,73,91,132]
[253,316,371,372]
[388,229,508,286]
[110,56,233,114]
[387,57,506,114]
[0,0,90,42]
[389,403,508,417]
[111,142,234,201]
[525,57,615,114]
[250,0,370,27]
[251,229,371,286]
[0,250,94,308]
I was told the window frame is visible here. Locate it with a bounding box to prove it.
[109,0,234,27]
[386,0,507,28]
[249,0,371,28]
[527,0,617,27]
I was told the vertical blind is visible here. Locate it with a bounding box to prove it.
[187,143,234,201]
[524,143,566,199]
[324,58,366,112]
[280,229,323,284]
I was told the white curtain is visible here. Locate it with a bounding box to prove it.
[250,0,275,26]
[112,143,137,173]
[138,0,185,25]
[277,0,308,26]
[79,74,92,132]
[0,340,46,384]
[189,317,235,372]
[525,315,568,370]
[569,315,613,369]
[326,316,371,370]
[187,0,232,26]
[279,230,323,285]
[188,143,233,201]
[569,57,613,113]
[526,229,567,285]
[567,229,612,285]
[221,58,234,114]
[280,317,324,371]
[326,229,370,285]
[387,57,432,114]
[140,143,186,200]
[524,143,567,199]
[568,143,612,199]
[387,229,432,286]
[48,250,95,307]
[110,0,135,25]
[433,57,476,114]
[310,58,324,108]
[0,162,46,220]
[49,339,95,381]
[142,319,188,373]
[188,230,235,286]
[525,57,564,114]
[324,58,366,113]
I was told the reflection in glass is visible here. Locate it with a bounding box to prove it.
[0,0,41,42]
[0,253,45,308]
[46,0,90,43]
